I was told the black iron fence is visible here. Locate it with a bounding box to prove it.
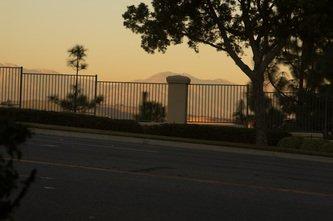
[97,81,167,120]
[265,92,333,134]
[0,67,22,107]
[188,85,333,134]
[187,84,249,124]
[20,73,97,114]
[0,67,168,121]
[1,66,332,134]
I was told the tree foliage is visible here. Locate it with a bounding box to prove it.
[0,119,36,220]
[136,92,166,122]
[268,0,333,94]
[49,85,104,113]
[67,45,88,75]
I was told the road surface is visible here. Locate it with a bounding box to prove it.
[13,130,333,221]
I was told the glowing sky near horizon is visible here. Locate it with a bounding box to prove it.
[0,0,251,83]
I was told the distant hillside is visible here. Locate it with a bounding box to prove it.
[0,63,59,74]
[134,72,235,84]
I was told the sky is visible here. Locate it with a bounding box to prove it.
[0,0,251,83]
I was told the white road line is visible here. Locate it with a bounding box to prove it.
[43,186,56,190]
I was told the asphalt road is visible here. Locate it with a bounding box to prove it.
[13,131,333,221]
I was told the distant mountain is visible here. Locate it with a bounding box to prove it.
[134,72,234,84]
[0,63,59,74]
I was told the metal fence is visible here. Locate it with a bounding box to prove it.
[187,85,333,133]
[97,82,168,120]
[187,84,248,124]
[20,73,97,114]
[266,92,333,133]
[0,67,168,121]
[0,67,22,107]
[1,66,332,133]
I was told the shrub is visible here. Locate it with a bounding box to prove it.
[0,108,290,146]
[321,142,333,153]
[277,137,303,149]
[143,124,290,146]
[0,108,142,133]
[137,101,166,122]
[267,130,292,146]
[300,138,329,152]
[278,136,333,153]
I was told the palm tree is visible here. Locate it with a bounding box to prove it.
[67,44,88,112]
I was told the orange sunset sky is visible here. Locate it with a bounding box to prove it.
[0,0,251,83]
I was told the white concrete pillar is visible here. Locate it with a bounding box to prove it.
[166,75,191,124]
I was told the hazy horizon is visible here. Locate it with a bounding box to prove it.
[0,0,251,84]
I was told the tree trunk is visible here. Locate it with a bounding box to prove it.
[74,60,79,113]
[253,74,268,146]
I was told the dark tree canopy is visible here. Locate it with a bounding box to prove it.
[0,120,36,219]
[123,0,301,81]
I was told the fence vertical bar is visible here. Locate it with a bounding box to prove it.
[19,67,23,109]
[94,75,98,116]
[246,84,250,123]
[324,92,328,139]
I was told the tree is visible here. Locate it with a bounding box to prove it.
[50,45,103,114]
[123,0,301,145]
[49,84,104,113]
[0,119,36,219]
[265,0,333,133]
[268,0,333,95]
[67,45,88,112]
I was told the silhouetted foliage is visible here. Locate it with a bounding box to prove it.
[48,84,104,113]
[67,44,88,113]
[263,0,333,134]
[138,101,166,122]
[0,108,290,146]
[234,90,285,130]
[67,45,88,76]
[234,99,252,128]
[0,119,36,220]
[0,108,143,134]
[136,91,166,122]
[123,0,304,145]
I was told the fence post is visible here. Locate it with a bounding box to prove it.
[324,92,329,139]
[166,75,191,124]
[246,84,250,123]
[19,67,23,109]
[94,75,98,116]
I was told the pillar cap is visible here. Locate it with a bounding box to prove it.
[166,75,191,84]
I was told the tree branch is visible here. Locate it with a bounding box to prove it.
[206,0,254,79]
[182,31,226,51]
[260,39,286,73]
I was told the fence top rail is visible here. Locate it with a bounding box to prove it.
[189,83,248,87]
[22,72,97,77]
[98,81,168,85]
[0,66,22,69]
